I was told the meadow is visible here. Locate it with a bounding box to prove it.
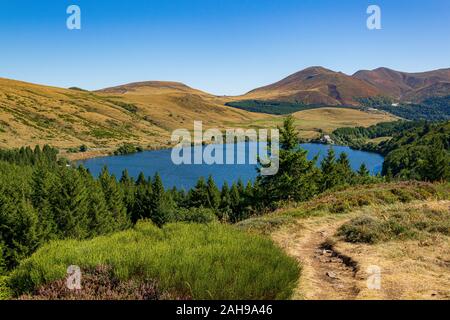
[7,222,299,300]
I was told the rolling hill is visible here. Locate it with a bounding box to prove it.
[224,67,450,113]
[0,78,267,158]
[353,67,450,102]
[6,66,448,157]
[230,67,382,106]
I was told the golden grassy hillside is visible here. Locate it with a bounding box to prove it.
[97,81,269,132]
[0,77,396,159]
[0,78,268,158]
[243,107,398,139]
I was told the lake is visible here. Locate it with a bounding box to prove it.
[78,143,384,190]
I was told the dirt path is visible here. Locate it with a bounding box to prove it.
[272,216,360,300]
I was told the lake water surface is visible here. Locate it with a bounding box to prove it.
[78,143,384,190]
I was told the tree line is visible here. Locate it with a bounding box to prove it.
[1,117,383,272]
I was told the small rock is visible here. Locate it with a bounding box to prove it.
[326,271,339,279]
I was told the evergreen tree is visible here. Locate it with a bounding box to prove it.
[219,182,232,222]
[229,183,241,223]
[149,173,174,227]
[0,197,39,269]
[420,139,449,181]
[258,116,319,204]
[206,175,221,211]
[99,167,130,230]
[132,176,153,223]
[336,152,354,185]
[136,172,147,186]
[320,148,339,191]
[86,177,115,236]
[358,163,370,177]
[52,168,90,239]
[188,177,209,208]
[120,169,135,217]
[31,164,57,242]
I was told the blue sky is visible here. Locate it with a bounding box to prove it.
[0,0,449,95]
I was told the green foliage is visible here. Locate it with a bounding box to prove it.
[225,99,317,115]
[331,120,425,150]
[9,222,299,300]
[377,98,450,121]
[113,143,143,155]
[0,275,11,300]
[285,182,443,217]
[381,122,450,181]
[357,95,450,121]
[258,116,320,205]
[338,203,450,244]
[0,145,59,166]
[99,168,130,230]
[170,207,217,224]
[332,120,450,182]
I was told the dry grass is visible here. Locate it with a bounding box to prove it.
[241,107,397,139]
[335,201,450,300]
[1,78,396,157]
[268,183,450,300]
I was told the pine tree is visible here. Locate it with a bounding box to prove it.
[258,116,319,204]
[420,139,449,181]
[132,177,153,223]
[358,163,370,177]
[120,169,135,217]
[229,183,241,223]
[336,152,354,185]
[51,168,90,239]
[0,197,39,269]
[219,182,232,222]
[188,177,209,208]
[206,175,221,211]
[280,115,298,150]
[86,177,115,236]
[31,164,57,242]
[320,148,339,192]
[136,172,147,186]
[99,167,130,230]
[149,173,174,227]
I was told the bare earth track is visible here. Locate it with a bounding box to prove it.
[272,216,359,300]
[272,200,450,300]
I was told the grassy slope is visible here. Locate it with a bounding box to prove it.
[0,78,396,158]
[7,222,299,300]
[243,107,397,139]
[238,182,450,299]
[0,78,267,159]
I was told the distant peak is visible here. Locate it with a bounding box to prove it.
[98,81,192,94]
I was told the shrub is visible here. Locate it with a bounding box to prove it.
[9,222,299,300]
[337,216,383,244]
[0,276,11,300]
[338,203,450,244]
[170,207,217,224]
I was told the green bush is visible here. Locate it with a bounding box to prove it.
[0,276,11,300]
[170,207,217,224]
[338,204,450,244]
[337,216,383,244]
[9,222,299,300]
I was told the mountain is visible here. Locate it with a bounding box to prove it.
[353,67,450,102]
[0,78,266,157]
[232,67,383,106]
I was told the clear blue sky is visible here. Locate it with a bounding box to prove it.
[0,0,449,95]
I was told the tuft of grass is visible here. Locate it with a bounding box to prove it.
[284,182,444,217]
[0,276,12,300]
[235,216,295,235]
[338,202,450,244]
[9,222,299,300]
